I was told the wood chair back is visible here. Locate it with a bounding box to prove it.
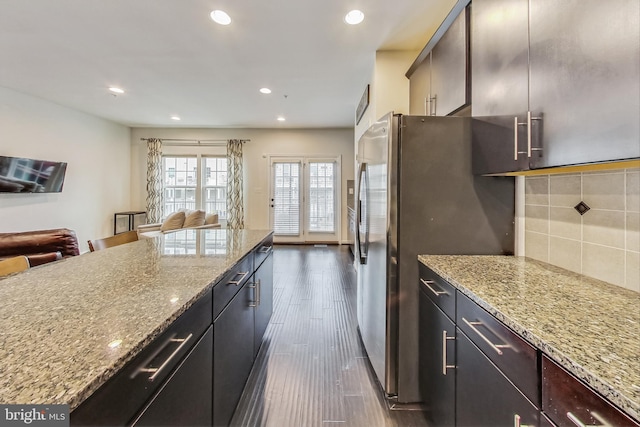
[88,230,139,252]
[0,255,30,277]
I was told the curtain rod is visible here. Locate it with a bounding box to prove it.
[140,138,250,147]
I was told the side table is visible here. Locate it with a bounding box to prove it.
[114,211,147,235]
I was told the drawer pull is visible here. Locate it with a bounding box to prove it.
[138,333,193,381]
[259,245,272,254]
[462,317,511,355]
[420,278,448,296]
[566,411,609,427]
[442,330,456,375]
[514,414,534,427]
[248,279,261,307]
[227,271,249,286]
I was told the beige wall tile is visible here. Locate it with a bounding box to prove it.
[625,251,640,292]
[583,172,625,211]
[525,231,548,262]
[549,174,581,208]
[525,205,549,233]
[549,237,581,274]
[583,210,625,249]
[627,170,640,213]
[525,176,549,206]
[582,243,625,287]
[549,207,581,240]
[627,212,640,253]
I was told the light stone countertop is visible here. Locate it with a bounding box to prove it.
[418,255,640,421]
[0,228,271,411]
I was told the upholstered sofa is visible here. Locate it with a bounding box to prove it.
[137,210,221,238]
[0,228,80,267]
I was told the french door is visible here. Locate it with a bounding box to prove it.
[270,157,340,243]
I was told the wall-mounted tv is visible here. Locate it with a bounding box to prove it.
[0,155,68,193]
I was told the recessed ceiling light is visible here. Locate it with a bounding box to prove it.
[345,10,364,25]
[171,116,181,121]
[277,116,286,122]
[260,88,272,94]
[109,87,125,94]
[210,10,231,25]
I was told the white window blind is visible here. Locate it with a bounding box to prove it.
[308,161,335,233]
[272,162,301,236]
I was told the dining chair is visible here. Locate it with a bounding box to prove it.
[88,230,139,252]
[0,255,30,277]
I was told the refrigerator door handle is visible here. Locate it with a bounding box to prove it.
[356,162,368,264]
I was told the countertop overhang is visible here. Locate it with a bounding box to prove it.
[418,254,640,421]
[0,228,272,410]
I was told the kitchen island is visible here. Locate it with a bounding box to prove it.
[0,228,273,425]
[418,255,640,424]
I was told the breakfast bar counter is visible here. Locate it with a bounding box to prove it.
[418,254,640,422]
[0,228,272,412]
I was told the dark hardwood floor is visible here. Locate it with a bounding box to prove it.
[231,244,428,427]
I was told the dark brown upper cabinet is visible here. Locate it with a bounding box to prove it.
[408,0,470,117]
[471,0,640,174]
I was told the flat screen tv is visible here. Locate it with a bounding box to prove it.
[0,155,68,193]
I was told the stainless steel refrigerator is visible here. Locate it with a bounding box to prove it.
[355,112,514,404]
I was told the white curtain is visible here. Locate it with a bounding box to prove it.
[226,139,245,229]
[146,138,164,223]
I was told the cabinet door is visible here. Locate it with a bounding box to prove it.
[213,284,255,427]
[456,330,539,427]
[409,53,432,115]
[471,0,529,117]
[132,326,213,427]
[419,289,455,427]
[542,356,640,427]
[253,252,273,357]
[470,0,530,174]
[431,7,468,116]
[529,0,640,168]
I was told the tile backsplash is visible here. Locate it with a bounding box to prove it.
[524,168,640,292]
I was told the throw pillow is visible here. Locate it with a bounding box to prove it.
[183,209,206,228]
[205,213,219,225]
[160,211,186,232]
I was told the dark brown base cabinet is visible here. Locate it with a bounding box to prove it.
[253,250,273,358]
[456,331,538,426]
[542,356,640,427]
[71,234,274,427]
[213,283,255,427]
[419,286,455,427]
[132,327,213,426]
[418,262,640,427]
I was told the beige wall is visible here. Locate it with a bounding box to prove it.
[130,127,354,242]
[354,50,418,143]
[0,86,132,252]
[524,169,640,292]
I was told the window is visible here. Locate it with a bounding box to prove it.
[163,156,228,219]
[203,157,228,221]
[308,161,335,233]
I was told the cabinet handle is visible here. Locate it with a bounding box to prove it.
[420,278,448,296]
[259,245,272,254]
[528,111,543,156]
[227,271,249,286]
[249,279,262,307]
[442,330,456,375]
[514,116,528,160]
[514,414,535,427]
[566,411,610,427]
[462,318,511,355]
[137,333,193,381]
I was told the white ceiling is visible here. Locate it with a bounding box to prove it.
[0,0,456,129]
